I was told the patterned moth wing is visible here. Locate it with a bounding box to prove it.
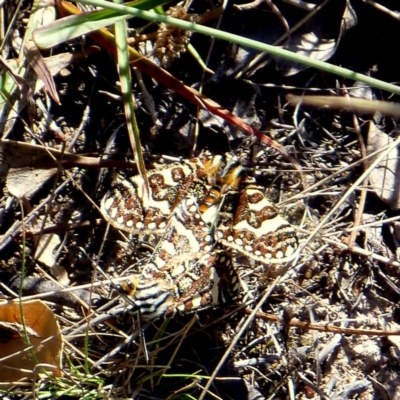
[100,156,226,234]
[124,194,240,320]
[102,153,298,319]
[215,178,299,264]
[101,160,203,234]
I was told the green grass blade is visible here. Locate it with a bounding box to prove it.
[114,0,149,198]
[34,0,400,96]
[32,0,168,47]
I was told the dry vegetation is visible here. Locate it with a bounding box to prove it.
[1,0,400,399]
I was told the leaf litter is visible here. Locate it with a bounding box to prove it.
[1,0,400,398]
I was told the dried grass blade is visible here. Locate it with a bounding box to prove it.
[113,0,149,199]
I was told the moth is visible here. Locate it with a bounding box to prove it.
[101,155,298,319]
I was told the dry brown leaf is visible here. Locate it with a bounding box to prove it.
[5,166,58,200]
[22,0,60,104]
[0,300,63,387]
[229,0,357,78]
[0,140,75,200]
[35,231,70,285]
[280,0,357,76]
[24,40,60,105]
[364,120,400,209]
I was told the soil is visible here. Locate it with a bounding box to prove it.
[1,0,400,399]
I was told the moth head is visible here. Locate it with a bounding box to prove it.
[119,276,140,297]
[221,164,244,193]
[202,155,225,185]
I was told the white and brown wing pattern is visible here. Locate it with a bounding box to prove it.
[216,179,299,264]
[124,194,240,320]
[100,160,202,233]
[100,154,297,320]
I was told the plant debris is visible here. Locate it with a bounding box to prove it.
[1,0,400,398]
